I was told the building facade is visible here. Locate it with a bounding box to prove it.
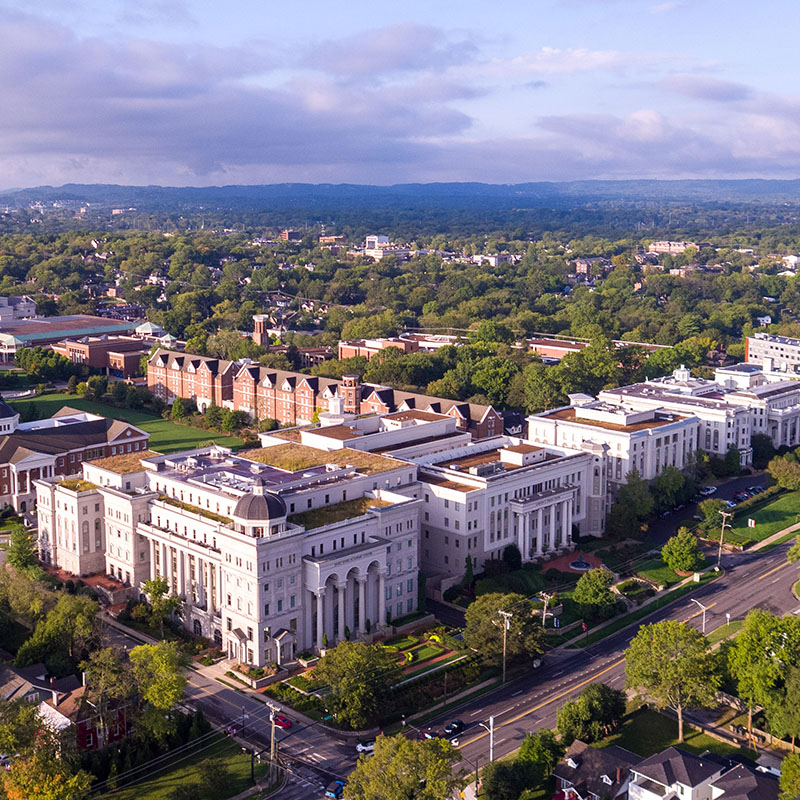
[37,443,421,665]
[51,335,150,378]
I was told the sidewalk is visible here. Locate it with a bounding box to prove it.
[749,521,800,551]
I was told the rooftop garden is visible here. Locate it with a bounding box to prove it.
[89,449,159,474]
[157,495,232,525]
[240,443,401,475]
[58,479,99,492]
[289,497,391,530]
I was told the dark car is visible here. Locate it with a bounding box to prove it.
[733,491,750,502]
[325,780,345,799]
[444,720,465,738]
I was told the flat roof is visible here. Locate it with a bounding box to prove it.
[420,473,474,493]
[434,449,522,471]
[240,444,404,476]
[0,315,137,343]
[309,425,361,441]
[384,409,447,422]
[544,407,686,433]
[504,443,542,454]
[88,450,160,474]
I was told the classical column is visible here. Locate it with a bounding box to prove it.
[177,549,185,596]
[208,563,216,614]
[197,557,206,608]
[549,505,557,552]
[561,499,570,547]
[150,539,158,579]
[337,582,347,640]
[536,508,544,555]
[357,576,367,634]
[377,570,386,626]
[315,590,325,651]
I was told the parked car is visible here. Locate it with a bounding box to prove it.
[273,714,291,730]
[325,780,345,798]
[749,485,765,494]
[733,491,750,502]
[659,510,672,519]
[673,504,685,512]
[725,500,737,508]
[444,720,465,738]
[691,514,704,522]
[356,739,375,754]
[699,486,718,496]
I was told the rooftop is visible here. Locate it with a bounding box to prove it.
[434,449,523,472]
[157,495,232,525]
[420,472,475,493]
[288,497,392,529]
[241,444,403,476]
[543,407,686,433]
[88,449,160,474]
[0,315,137,343]
[57,479,99,492]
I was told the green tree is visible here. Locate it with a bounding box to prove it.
[699,498,726,527]
[464,592,545,668]
[142,576,182,637]
[314,642,400,730]
[502,544,522,572]
[205,402,223,429]
[769,666,800,748]
[768,449,800,490]
[221,408,236,433]
[661,528,705,574]
[480,760,529,800]
[780,753,800,800]
[0,699,40,755]
[80,647,135,744]
[556,682,627,744]
[167,785,202,800]
[5,524,36,572]
[66,375,78,394]
[728,610,800,737]
[625,620,719,742]
[616,470,654,520]
[171,397,187,420]
[344,734,461,800]
[572,568,616,618]
[516,729,561,786]
[129,640,187,712]
[751,433,776,470]
[112,380,128,403]
[724,446,742,476]
[652,466,685,512]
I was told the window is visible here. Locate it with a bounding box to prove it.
[277,599,283,612]
[226,618,232,631]
[290,595,296,608]
[264,603,270,615]
[247,627,253,641]
[396,583,402,597]
[407,579,413,592]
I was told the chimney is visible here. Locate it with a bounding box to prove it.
[51,688,59,705]
[616,767,623,783]
[82,671,87,687]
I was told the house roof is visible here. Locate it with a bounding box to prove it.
[553,740,641,800]
[634,747,726,788]
[710,764,779,800]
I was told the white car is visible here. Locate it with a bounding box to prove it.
[699,486,717,496]
[356,740,375,754]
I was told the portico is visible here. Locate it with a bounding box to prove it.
[511,486,575,559]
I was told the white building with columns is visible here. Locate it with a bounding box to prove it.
[409,438,608,574]
[36,443,420,666]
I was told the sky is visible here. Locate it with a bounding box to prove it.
[1,0,800,188]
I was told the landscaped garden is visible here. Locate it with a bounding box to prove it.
[722,489,800,545]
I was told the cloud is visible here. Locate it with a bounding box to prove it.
[649,2,685,13]
[303,22,478,78]
[660,74,752,102]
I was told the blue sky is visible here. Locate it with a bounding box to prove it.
[1,0,798,187]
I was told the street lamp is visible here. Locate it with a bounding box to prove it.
[478,716,495,762]
[690,598,708,634]
[460,753,481,794]
[498,611,513,684]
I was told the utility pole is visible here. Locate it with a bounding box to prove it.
[499,611,513,684]
[539,592,554,627]
[718,510,733,567]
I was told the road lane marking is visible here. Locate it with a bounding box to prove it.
[757,561,792,581]
[457,658,625,749]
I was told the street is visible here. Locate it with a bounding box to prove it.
[104,510,798,798]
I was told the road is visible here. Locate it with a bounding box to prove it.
[105,480,796,798]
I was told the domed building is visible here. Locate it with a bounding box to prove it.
[231,477,287,537]
[0,399,19,434]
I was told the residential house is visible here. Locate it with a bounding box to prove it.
[553,739,641,800]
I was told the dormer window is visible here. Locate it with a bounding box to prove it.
[566,758,579,769]
[601,774,612,785]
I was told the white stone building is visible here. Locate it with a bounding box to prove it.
[36,443,421,666]
[527,398,699,496]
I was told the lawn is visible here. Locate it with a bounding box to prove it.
[475,566,568,597]
[724,490,800,544]
[570,570,718,648]
[10,392,243,453]
[111,735,269,800]
[384,634,418,650]
[706,618,744,646]
[598,708,751,760]
[408,643,443,662]
[636,556,710,588]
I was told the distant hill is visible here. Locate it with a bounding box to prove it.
[4,180,800,212]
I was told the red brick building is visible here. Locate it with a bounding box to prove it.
[338,337,419,361]
[147,348,502,439]
[51,335,150,379]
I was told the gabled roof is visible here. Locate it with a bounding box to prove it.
[710,764,779,800]
[553,740,641,800]
[634,747,726,788]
